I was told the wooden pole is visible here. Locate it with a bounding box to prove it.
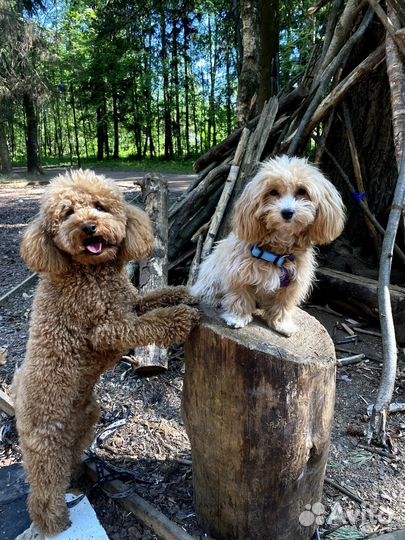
[182,308,336,540]
[134,173,169,374]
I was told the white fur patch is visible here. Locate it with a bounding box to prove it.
[221,312,253,328]
[271,319,299,337]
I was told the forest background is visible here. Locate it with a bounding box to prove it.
[0,0,317,173]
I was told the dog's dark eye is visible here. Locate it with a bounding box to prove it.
[296,188,307,196]
[95,204,105,212]
[65,208,74,218]
[269,189,279,197]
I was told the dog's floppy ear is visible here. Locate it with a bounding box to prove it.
[232,182,267,243]
[20,217,69,274]
[120,204,154,262]
[310,175,345,245]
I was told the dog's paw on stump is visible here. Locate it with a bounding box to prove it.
[182,306,336,540]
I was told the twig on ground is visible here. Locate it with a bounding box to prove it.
[336,354,366,367]
[324,477,364,504]
[0,273,38,307]
[354,327,382,338]
[356,443,399,460]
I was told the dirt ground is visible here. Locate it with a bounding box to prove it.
[1,168,405,540]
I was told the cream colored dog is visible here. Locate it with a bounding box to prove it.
[192,155,345,336]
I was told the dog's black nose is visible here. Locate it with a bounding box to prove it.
[281,209,294,220]
[82,223,97,235]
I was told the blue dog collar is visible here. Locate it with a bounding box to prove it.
[251,245,294,267]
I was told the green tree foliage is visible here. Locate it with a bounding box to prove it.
[0,0,336,169]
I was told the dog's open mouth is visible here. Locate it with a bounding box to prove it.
[83,237,107,255]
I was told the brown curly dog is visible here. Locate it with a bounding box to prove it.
[12,169,199,536]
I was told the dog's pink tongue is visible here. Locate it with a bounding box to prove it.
[86,242,103,254]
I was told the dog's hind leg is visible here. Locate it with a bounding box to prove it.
[22,431,73,535]
[70,395,100,481]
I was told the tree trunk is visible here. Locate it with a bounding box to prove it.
[0,118,11,172]
[70,83,81,167]
[96,105,104,161]
[172,20,182,157]
[160,2,173,160]
[257,0,279,109]
[236,0,260,125]
[23,92,42,174]
[103,95,110,160]
[132,74,143,160]
[208,15,218,147]
[225,45,233,136]
[183,14,191,156]
[182,308,336,540]
[112,90,119,160]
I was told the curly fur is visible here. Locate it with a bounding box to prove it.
[12,169,198,535]
[192,155,345,335]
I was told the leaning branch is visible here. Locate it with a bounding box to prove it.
[201,127,250,260]
[368,151,405,445]
[366,0,405,57]
[289,8,375,155]
[303,44,385,142]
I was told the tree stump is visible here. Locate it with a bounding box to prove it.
[182,308,336,540]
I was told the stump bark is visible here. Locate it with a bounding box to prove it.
[182,308,336,540]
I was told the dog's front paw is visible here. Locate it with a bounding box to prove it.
[172,285,199,305]
[159,304,200,345]
[221,312,253,328]
[270,319,299,337]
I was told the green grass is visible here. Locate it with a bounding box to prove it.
[12,155,196,175]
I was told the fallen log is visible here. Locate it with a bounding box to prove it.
[133,174,169,374]
[314,267,405,316]
[182,307,335,540]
